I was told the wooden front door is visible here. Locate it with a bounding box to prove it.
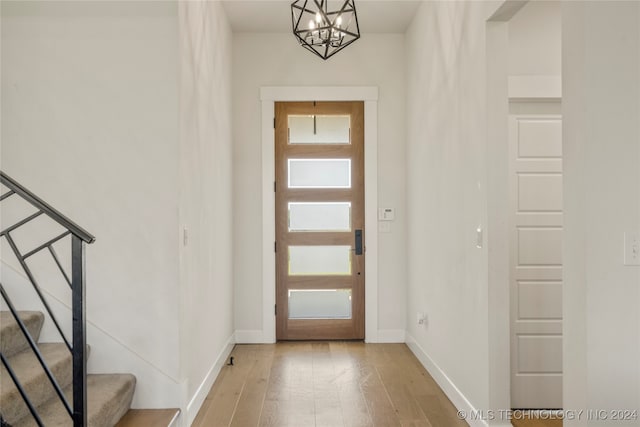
[275,101,365,340]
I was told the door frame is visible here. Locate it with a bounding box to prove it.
[260,86,379,343]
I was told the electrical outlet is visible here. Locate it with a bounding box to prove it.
[624,232,640,266]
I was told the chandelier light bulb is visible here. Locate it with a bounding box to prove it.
[315,12,322,24]
[309,20,315,30]
[336,15,342,26]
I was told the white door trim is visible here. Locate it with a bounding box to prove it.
[260,86,379,343]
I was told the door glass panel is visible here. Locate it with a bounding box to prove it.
[289,245,351,275]
[288,289,352,319]
[289,115,350,144]
[289,202,351,232]
[288,159,351,188]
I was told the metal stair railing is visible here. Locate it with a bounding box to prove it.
[0,171,95,427]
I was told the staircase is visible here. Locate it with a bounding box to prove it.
[0,312,136,426]
[0,172,137,426]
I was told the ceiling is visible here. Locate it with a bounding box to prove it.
[221,0,422,33]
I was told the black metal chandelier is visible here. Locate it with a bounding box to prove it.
[291,0,360,60]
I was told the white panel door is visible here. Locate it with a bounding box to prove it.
[509,115,563,409]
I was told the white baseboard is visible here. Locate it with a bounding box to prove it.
[186,332,235,426]
[406,333,510,427]
[235,329,268,343]
[376,329,406,343]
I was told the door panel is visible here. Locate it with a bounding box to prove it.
[288,202,351,232]
[517,174,563,211]
[289,114,351,144]
[276,101,365,340]
[288,245,352,276]
[288,289,352,319]
[517,228,562,265]
[288,159,352,188]
[510,114,563,409]
[516,119,562,157]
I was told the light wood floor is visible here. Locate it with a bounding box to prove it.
[511,411,562,427]
[115,343,560,427]
[193,342,468,427]
[115,408,179,426]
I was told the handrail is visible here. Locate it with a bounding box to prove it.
[0,171,95,244]
[0,170,92,426]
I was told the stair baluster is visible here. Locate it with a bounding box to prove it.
[0,171,95,427]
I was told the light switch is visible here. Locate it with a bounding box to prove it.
[624,231,640,266]
[379,222,391,233]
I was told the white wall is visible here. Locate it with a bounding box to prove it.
[562,2,640,425]
[1,1,181,408]
[232,33,407,340]
[405,1,507,423]
[178,1,234,424]
[508,1,561,78]
[506,1,561,100]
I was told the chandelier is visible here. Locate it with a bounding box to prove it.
[291,0,360,60]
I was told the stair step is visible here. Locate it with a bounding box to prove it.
[1,311,45,358]
[0,343,73,425]
[13,373,136,427]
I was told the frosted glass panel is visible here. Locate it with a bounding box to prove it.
[288,289,352,319]
[289,202,351,232]
[288,159,351,188]
[289,115,350,144]
[289,245,351,275]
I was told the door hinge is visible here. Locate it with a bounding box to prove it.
[274,181,276,192]
[274,241,277,252]
[275,304,277,315]
[273,117,276,129]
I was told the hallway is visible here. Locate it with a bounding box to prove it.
[3,0,639,423]
[193,342,467,427]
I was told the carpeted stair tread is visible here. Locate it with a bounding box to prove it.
[1,311,45,358]
[14,373,136,427]
[0,343,73,424]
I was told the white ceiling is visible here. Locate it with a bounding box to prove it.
[221,0,422,33]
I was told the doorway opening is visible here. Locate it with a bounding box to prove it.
[259,87,379,343]
[486,0,563,417]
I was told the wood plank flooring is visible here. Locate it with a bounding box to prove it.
[511,411,562,427]
[192,342,468,427]
[115,408,179,426]
[114,343,561,427]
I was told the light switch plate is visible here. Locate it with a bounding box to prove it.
[624,231,640,266]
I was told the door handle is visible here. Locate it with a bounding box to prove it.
[354,229,363,255]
